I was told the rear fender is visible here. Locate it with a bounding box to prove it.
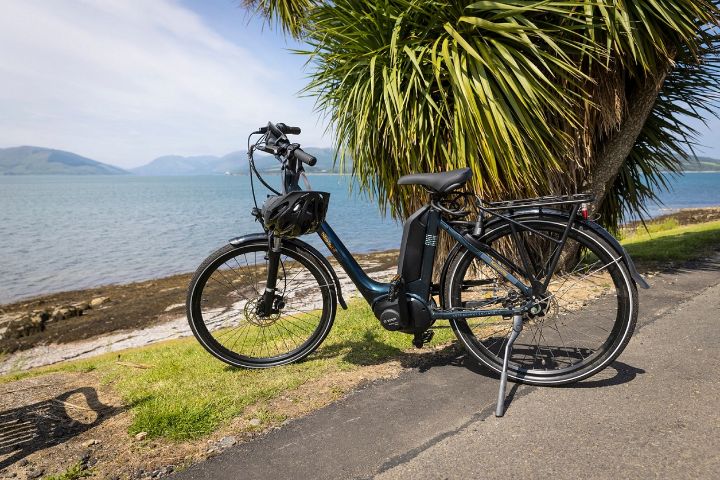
[229,233,348,309]
[438,210,649,297]
[504,209,649,289]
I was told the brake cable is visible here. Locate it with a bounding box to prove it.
[247,133,281,212]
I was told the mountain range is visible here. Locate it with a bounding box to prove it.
[2,145,717,175]
[681,156,720,172]
[130,148,343,175]
[0,146,129,175]
[0,146,345,176]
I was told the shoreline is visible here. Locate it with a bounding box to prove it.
[621,206,720,230]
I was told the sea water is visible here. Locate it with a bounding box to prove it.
[1,172,718,303]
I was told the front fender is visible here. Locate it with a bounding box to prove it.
[229,232,270,246]
[229,233,348,308]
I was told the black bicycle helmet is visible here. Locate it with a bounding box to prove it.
[261,191,330,238]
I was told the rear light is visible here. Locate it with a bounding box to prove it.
[580,203,589,220]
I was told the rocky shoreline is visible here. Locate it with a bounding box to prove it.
[0,272,195,356]
[0,296,109,346]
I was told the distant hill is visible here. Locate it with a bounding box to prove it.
[0,146,129,175]
[682,156,720,172]
[132,147,348,175]
[131,154,227,176]
[302,147,352,173]
[131,151,270,175]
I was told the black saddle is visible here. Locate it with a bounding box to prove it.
[397,167,472,193]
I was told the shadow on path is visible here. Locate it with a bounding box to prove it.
[0,387,121,469]
[399,344,645,414]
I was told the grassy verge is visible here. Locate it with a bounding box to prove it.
[1,301,454,441]
[621,219,720,263]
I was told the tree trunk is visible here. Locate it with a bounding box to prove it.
[588,68,671,214]
[558,67,671,272]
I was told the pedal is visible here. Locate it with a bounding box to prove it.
[412,329,434,349]
[387,274,402,301]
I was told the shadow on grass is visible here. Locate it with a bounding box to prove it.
[311,330,406,366]
[0,387,124,470]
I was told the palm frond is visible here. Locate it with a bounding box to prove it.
[249,0,720,232]
[243,0,317,37]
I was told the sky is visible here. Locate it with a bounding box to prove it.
[0,0,325,169]
[0,0,718,169]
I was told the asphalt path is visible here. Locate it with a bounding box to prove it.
[174,258,720,480]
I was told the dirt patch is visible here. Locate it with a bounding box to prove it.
[0,273,194,355]
[0,346,455,479]
[0,372,126,479]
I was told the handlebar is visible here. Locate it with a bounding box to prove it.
[249,121,319,195]
[292,147,317,167]
[253,122,301,136]
[253,121,316,166]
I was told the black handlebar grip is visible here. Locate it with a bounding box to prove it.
[294,148,317,166]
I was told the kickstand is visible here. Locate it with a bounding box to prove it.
[496,314,524,417]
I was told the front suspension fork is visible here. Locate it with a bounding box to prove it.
[260,235,282,316]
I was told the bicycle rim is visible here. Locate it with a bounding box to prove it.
[187,242,335,368]
[446,219,637,385]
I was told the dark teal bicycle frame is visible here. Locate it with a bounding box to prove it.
[316,213,534,321]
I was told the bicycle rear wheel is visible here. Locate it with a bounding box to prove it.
[444,217,638,385]
[187,240,336,368]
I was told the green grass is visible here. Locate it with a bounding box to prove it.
[2,301,453,441]
[621,220,720,263]
[43,462,92,480]
[636,217,680,235]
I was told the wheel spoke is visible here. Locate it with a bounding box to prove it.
[448,220,635,384]
[189,244,333,365]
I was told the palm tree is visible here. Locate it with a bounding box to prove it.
[245,0,720,230]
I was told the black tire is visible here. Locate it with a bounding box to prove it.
[187,240,336,368]
[443,217,638,385]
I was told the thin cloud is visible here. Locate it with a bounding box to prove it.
[0,0,326,168]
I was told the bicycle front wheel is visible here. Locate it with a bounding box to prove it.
[187,240,336,368]
[444,217,638,385]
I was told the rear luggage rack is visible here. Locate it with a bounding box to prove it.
[479,193,594,212]
[468,193,594,237]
